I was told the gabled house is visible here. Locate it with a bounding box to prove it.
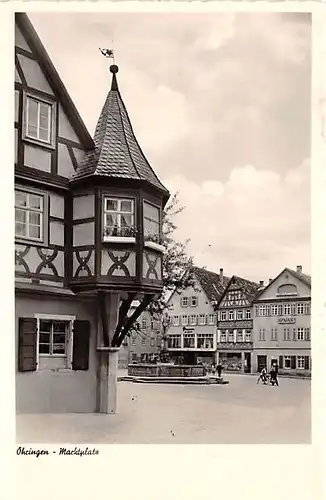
[165,266,229,365]
[216,275,260,373]
[15,13,169,414]
[252,266,311,375]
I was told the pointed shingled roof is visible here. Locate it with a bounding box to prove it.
[73,64,169,196]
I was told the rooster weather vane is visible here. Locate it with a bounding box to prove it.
[99,48,115,64]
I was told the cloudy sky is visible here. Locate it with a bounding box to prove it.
[29,12,311,283]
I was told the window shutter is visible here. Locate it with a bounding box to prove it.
[18,318,37,372]
[292,328,297,341]
[72,320,90,371]
[305,328,310,341]
[291,356,296,370]
[279,356,283,369]
[304,356,310,370]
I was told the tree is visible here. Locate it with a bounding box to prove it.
[110,192,195,347]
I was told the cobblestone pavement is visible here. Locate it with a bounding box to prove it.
[16,373,310,444]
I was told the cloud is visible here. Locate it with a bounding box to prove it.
[164,159,311,282]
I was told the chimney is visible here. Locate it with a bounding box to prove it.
[219,268,224,284]
[259,280,264,287]
[297,265,302,273]
[269,278,272,284]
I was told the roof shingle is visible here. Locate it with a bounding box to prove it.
[192,266,230,303]
[73,66,169,196]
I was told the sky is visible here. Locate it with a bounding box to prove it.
[29,12,311,283]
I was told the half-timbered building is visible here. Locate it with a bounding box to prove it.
[216,276,260,373]
[15,14,169,413]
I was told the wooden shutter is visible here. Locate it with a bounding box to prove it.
[304,356,310,370]
[305,328,310,341]
[279,356,283,369]
[292,328,297,341]
[18,318,37,372]
[291,356,296,370]
[72,320,90,371]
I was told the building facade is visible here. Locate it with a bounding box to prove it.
[15,14,169,413]
[165,267,229,365]
[216,276,260,373]
[118,309,161,367]
[252,266,311,375]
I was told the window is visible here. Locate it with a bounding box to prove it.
[277,304,283,316]
[283,303,291,315]
[304,303,311,315]
[284,356,291,369]
[15,189,45,242]
[156,338,161,347]
[283,328,290,341]
[143,201,160,241]
[183,334,195,348]
[305,328,310,341]
[173,316,180,327]
[297,303,304,315]
[182,315,188,326]
[208,314,215,325]
[167,335,181,348]
[103,198,135,238]
[259,329,265,341]
[236,330,243,342]
[141,318,147,329]
[141,336,146,345]
[237,310,243,320]
[150,338,155,347]
[181,297,188,308]
[229,310,234,321]
[220,311,226,321]
[258,306,267,317]
[271,304,278,316]
[24,94,55,146]
[190,315,197,326]
[297,356,305,369]
[277,284,298,296]
[246,309,251,319]
[198,314,206,325]
[271,329,277,341]
[38,319,68,356]
[228,331,234,342]
[297,328,304,340]
[220,331,227,342]
[245,330,251,342]
[197,334,214,349]
[131,337,136,346]
[190,296,198,307]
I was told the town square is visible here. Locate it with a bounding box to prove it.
[13,11,311,446]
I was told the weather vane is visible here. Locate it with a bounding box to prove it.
[99,47,115,65]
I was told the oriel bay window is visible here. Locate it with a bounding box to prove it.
[15,189,47,243]
[143,201,161,245]
[23,93,56,147]
[103,197,135,240]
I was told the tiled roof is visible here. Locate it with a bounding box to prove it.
[73,67,169,196]
[192,266,230,303]
[231,275,261,302]
[287,268,311,287]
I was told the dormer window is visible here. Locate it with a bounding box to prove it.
[103,197,135,242]
[143,201,164,252]
[23,92,56,148]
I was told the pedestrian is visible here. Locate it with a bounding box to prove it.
[217,362,223,378]
[257,366,268,384]
[270,364,279,386]
[211,363,216,376]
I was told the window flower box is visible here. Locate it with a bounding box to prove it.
[144,233,165,253]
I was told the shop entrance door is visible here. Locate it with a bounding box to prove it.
[244,352,251,373]
[257,355,267,373]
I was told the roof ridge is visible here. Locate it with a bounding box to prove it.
[116,90,142,181]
